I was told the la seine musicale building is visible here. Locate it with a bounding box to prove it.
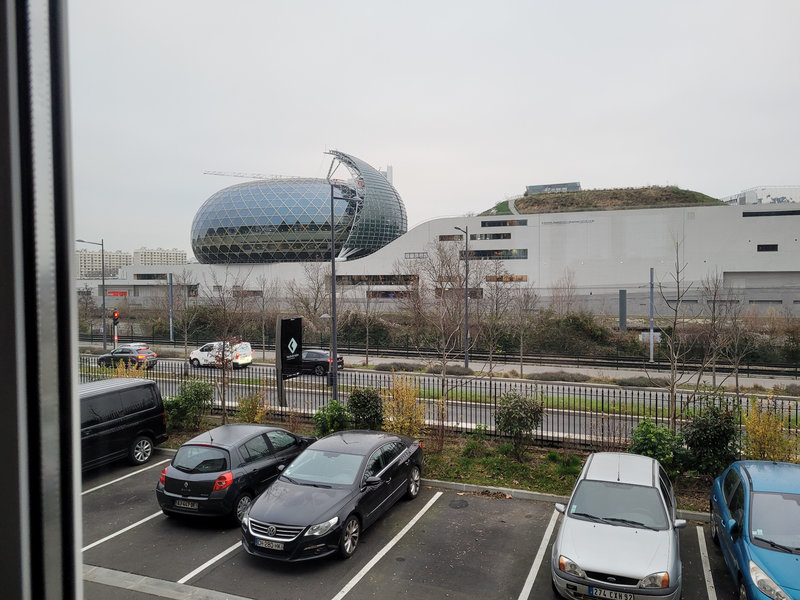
[77,150,800,318]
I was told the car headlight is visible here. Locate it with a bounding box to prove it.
[639,572,670,589]
[304,516,338,537]
[557,555,586,578]
[749,561,790,600]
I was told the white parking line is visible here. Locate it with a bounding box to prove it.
[518,508,560,600]
[81,458,170,495]
[178,542,242,585]
[82,511,162,552]
[330,491,443,600]
[696,525,718,600]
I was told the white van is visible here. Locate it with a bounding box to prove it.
[190,341,253,368]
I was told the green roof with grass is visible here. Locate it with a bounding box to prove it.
[481,186,722,216]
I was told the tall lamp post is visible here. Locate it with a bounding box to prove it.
[77,238,107,350]
[454,226,469,368]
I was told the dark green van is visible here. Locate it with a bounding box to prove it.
[80,378,168,470]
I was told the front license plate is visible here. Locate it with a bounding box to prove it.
[255,539,284,551]
[174,499,198,510]
[589,588,633,600]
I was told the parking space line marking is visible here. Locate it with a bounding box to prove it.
[696,525,718,600]
[82,459,170,496]
[178,542,241,585]
[518,508,559,600]
[82,511,162,552]
[330,491,443,600]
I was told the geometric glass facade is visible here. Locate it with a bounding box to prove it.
[190,151,407,264]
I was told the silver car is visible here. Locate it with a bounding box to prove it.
[551,452,686,600]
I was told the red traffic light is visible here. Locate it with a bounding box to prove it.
[112,311,120,325]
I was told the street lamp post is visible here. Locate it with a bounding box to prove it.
[77,238,107,350]
[326,175,339,403]
[454,226,469,368]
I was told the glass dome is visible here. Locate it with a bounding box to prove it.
[190,152,407,264]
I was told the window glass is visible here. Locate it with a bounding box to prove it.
[282,449,362,486]
[750,492,800,549]
[723,469,741,504]
[267,430,297,453]
[174,446,228,473]
[381,442,404,468]
[364,448,384,479]
[729,481,745,523]
[239,435,271,463]
[567,480,669,530]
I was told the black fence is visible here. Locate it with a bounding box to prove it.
[78,356,799,451]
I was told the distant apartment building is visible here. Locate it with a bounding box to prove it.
[722,185,800,205]
[133,247,187,266]
[75,247,187,279]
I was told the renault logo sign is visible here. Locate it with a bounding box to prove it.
[288,338,297,354]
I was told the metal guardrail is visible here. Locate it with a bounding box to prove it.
[78,356,799,450]
[78,333,800,379]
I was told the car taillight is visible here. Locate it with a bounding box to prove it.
[159,467,167,485]
[214,472,233,491]
[137,354,146,360]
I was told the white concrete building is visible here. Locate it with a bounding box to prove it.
[132,247,187,266]
[723,185,800,205]
[78,202,800,318]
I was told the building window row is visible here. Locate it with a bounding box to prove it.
[435,287,484,299]
[481,219,527,227]
[404,252,428,259]
[486,274,528,282]
[134,273,168,280]
[336,274,419,286]
[471,232,511,240]
[756,244,778,252]
[462,249,528,260]
[438,234,463,242]
[367,290,411,299]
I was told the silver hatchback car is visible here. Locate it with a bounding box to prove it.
[551,452,686,600]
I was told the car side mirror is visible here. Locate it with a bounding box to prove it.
[277,464,285,472]
[674,519,687,529]
[365,476,381,487]
[555,503,566,514]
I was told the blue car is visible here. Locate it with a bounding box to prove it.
[710,461,800,600]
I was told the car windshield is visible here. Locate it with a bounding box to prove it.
[282,449,363,487]
[750,492,800,552]
[173,445,229,474]
[568,480,669,530]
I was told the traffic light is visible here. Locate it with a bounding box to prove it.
[112,311,120,326]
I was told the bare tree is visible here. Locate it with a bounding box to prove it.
[204,268,252,423]
[77,283,97,331]
[253,273,281,361]
[287,262,331,336]
[164,268,203,372]
[719,298,759,399]
[511,284,539,376]
[476,260,515,376]
[550,269,580,316]
[699,269,740,390]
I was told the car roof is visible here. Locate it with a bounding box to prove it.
[310,430,406,455]
[738,461,800,494]
[184,424,282,449]
[582,452,657,487]
[79,377,155,398]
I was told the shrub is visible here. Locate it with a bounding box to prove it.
[382,375,426,438]
[742,397,799,462]
[374,362,427,372]
[425,364,474,376]
[616,376,669,388]
[313,400,352,438]
[781,384,800,397]
[524,371,590,383]
[681,404,738,476]
[462,424,490,458]
[629,417,685,477]
[164,379,213,432]
[348,387,384,430]
[237,393,262,424]
[494,388,544,461]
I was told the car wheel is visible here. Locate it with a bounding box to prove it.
[338,514,360,559]
[129,436,153,465]
[314,364,326,376]
[233,492,253,523]
[191,358,200,368]
[710,504,719,545]
[405,465,421,500]
[739,581,748,600]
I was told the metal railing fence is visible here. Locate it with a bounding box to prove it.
[78,356,799,451]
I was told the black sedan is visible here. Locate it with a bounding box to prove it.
[97,346,158,369]
[241,430,423,561]
[156,424,315,523]
[300,349,344,376]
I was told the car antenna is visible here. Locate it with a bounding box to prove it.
[617,454,621,482]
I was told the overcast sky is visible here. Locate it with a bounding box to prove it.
[68,1,800,254]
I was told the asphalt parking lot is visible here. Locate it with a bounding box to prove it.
[82,450,738,600]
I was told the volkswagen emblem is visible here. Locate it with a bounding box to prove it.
[266,525,277,537]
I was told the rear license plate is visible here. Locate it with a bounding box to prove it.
[175,499,198,510]
[255,539,284,551]
[589,588,633,600]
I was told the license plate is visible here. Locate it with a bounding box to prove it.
[589,588,633,600]
[175,499,198,510]
[255,539,284,551]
